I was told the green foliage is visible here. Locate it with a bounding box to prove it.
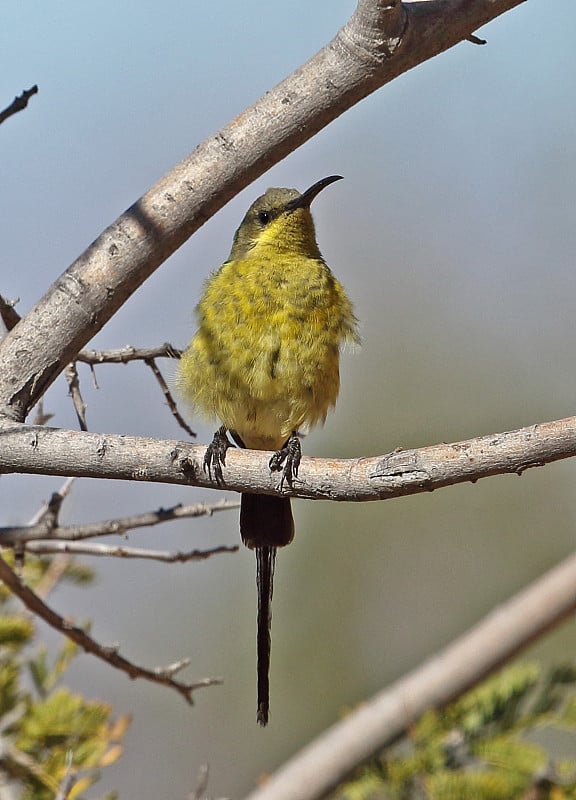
[0,553,129,799]
[337,663,576,800]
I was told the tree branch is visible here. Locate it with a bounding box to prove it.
[243,548,576,800]
[0,86,38,127]
[143,356,196,438]
[0,0,526,423]
[0,553,220,703]
[0,415,574,501]
[23,541,238,562]
[76,343,182,363]
[0,498,240,546]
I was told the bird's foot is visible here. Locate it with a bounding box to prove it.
[204,426,231,485]
[269,432,301,491]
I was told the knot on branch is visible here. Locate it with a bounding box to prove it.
[340,0,408,64]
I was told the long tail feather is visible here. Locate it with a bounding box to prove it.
[241,493,293,725]
[256,545,276,726]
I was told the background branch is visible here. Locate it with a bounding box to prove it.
[0,553,221,703]
[244,548,576,800]
[0,498,240,546]
[23,541,238,562]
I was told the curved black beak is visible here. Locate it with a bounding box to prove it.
[285,175,344,211]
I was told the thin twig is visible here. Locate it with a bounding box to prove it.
[0,553,220,703]
[0,499,240,546]
[31,399,54,426]
[466,33,487,44]
[31,478,76,599]
[25,541,238,562]
[76,343,182,364]
[188,764,210,800]
[0,86,38,126]
[145,356,196,437]
[75,344,192,436]
[65,363,88,431]
[54,752,75,800]
[31,477,76,528]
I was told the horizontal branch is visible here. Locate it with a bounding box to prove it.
[1,415,575,501]
[0,499,240,546]
[244,549,576,800]
[23,541,238,562]
[76,343,182,364]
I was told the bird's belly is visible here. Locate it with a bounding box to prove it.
[220,331,341,449]
[178,258,353,451]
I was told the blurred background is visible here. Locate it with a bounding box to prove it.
[2,0,576,796]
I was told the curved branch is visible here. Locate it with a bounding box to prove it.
[0,0,526,422]
[243,549,576,800]
[0,415,574,500]
[0,553,220,703]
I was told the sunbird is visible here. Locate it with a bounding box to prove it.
[177,175,358,725]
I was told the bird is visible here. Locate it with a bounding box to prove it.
[177,175,358,725]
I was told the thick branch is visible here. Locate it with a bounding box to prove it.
[244,549,576,800]
[0,0,525,422]
[0,416,574,499]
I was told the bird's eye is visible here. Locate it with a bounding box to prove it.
[257,210,270,225]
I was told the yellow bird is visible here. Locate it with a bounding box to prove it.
[177,176,358,725]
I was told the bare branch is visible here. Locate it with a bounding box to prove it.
[65,363,88,431]
[0,416,574,502]
[76,343,182,364]
[0,86,38,127]
[28,477,76,527]
[24,541,238,562]
[144,357,196,438]
[0,0,526,423]
[0,498,240,546]
[32,399,54,426]
[29,478,76,599]
[0,553,220,703]
[244,549,576,800]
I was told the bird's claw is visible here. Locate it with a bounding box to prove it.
[269,432,301,491]
[204,426,230,485]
